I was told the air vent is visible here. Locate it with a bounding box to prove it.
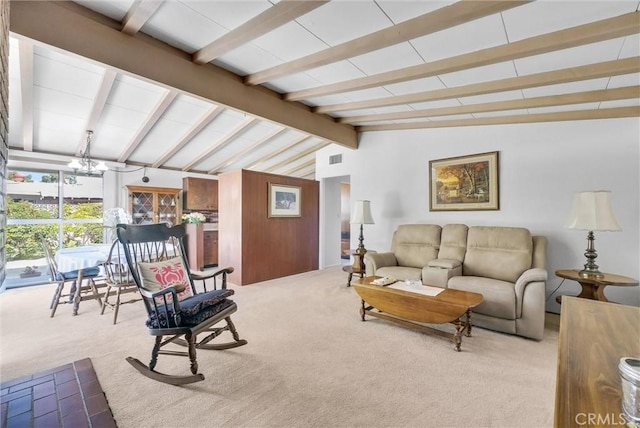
[329,154,342,165]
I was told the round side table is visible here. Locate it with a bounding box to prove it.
[555,269,638,303]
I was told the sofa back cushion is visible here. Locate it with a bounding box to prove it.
[464,227,533,283]
[391,224,441,268]
[438,224,468,262]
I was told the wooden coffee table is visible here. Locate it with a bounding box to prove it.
[352,276,484,351]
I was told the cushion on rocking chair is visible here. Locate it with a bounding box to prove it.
[146,288,235,329]
[56,266,101,281]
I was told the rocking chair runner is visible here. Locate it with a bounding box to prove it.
[116,223,247,385]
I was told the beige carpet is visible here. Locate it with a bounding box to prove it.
[0,266,558,427]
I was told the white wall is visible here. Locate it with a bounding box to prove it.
[316,118,640,312]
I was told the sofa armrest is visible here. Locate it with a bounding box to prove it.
[514,268,548,318]
[364,252,397,276]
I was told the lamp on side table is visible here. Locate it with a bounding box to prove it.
[345,200,374,286]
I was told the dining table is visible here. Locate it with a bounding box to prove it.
[54,244,114,315]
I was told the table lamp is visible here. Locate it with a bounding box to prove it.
[351,200,374,266]
[567,190,621,278]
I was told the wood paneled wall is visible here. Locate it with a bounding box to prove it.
[219,169,319,285]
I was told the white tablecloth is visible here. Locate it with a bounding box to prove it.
[55,244,113,273]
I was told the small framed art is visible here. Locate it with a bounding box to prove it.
[268,183,301,217]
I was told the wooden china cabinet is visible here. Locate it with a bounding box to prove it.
[127,185,181,225]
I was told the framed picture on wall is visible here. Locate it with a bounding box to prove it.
[429,151,499,211]
[268,183,301,217]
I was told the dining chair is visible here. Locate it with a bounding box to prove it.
[100,239,142,324]
[41,238,103,317]
[116,222,247,385]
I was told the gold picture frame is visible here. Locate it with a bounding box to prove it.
[268,183,301,217]
[429,151,499,211]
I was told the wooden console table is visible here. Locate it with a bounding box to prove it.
[555,269,638,303]
[555,297,640,427]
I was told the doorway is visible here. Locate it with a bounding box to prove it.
[320,175,350,268]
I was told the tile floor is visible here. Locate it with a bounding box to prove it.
[1,359,116,428]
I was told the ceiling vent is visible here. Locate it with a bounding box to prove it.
[329,154,342,165]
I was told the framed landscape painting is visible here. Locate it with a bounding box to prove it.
[429,151,499,211]
[268,183,301,217]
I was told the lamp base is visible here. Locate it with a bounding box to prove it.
[579,268,604,279]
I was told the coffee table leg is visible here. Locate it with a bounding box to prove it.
[453,320,463,352]
[360,300,366,321]
[465,309,473,337]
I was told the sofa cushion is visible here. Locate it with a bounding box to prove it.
[438,224,468,262]
[463,227,532,283]
[376,266,422,281]
[448,276,516,320]
[391,224,441,268]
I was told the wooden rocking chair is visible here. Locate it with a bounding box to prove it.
[116,223,247,385]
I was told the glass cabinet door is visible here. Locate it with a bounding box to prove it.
[157,192,178,225]
[127,186,180,225]
[130,190,155,224]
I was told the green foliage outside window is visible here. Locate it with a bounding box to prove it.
[5,198,103,261]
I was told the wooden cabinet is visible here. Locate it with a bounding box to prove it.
[127,186,181,225]
[183,177,218,211]
[203,231,218,266]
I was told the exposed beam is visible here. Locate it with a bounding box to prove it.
[153,105,224,168]
[246,135,312,170]
[356,106,640,132]
[339,86,640,124]
[182,117,258,171]
[279,158,315,176]
[264,141,330,173]
[315,58,640,114]
[246,0,530,85]
[286,12,640,101]
[207,126,287,174]
[121,0,163,36]
[193,1,328,65]
[9,1,357,148]
[76,69,117,156]
[18,40,33,152]
[117,89,177,162]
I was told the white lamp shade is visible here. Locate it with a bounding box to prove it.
[351,200,374,224]
[567,191,621,231]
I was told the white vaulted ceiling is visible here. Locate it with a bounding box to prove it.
[7,1,640,179]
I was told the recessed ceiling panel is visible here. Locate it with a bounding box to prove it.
[514,39,625,76]
[215,44,282,75]
[183,0,271,31]
[523,78,610,98]
[142,1,224,53]
[349,43,424,76]
[250,21,328,63]
[377,1,454,24]
[295,1,391,46]
[73,0,134,21]
[411,14,508,62]
[502,1,637,42]
[383,76,447,96]
[458,90,524,105]
[439,62,517,88]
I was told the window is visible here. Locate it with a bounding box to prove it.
[6,169,104,263]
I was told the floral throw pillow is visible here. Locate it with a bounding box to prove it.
[137,257,193,301]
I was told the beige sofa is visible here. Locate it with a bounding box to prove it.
[364,224,548,340]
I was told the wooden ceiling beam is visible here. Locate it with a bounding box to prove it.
[339,86,640,124]
[121,0,163,36]
[287,12,640,101]
[279,158,315,176]
[264,141,329,173]
[193,1,328,65]
[246,0,529,85]
[18,40,33,152]
[153,105,224,168]
[356,106,640,132]
[208,127,287,175]
[182,117,258,171]
[246,135,312,170]
[117,89,177,162]
[315,58,640,114]
[76,69,117,156]
[9,1,357,149]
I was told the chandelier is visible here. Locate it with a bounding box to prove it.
[67,130,108,176]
